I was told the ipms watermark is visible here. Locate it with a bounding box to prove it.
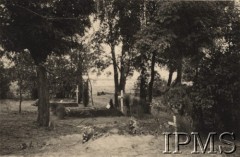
[163,132,236,154]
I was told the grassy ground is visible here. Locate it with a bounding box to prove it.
[0,98,239,156]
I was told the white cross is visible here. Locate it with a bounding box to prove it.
[75,85,79,104]
[118,90,124,113]
[168,115,177,131]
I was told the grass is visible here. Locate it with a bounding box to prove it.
[91,93,114,108]
[0,98,166,155]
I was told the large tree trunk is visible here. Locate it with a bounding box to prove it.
[148,51,156,103]
[110,44,119,108]
[37,65,49,127]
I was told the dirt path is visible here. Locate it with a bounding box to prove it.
[30,134,162,157]
[14,134,235,157]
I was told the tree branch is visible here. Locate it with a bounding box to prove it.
[14,4,85,21]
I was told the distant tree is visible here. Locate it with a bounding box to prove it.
[113,0,142,92]
[95,0,121,107]
[46,54,76,99]
[9,51,36,113]
[46,40,102,102]
[96,0,142,107]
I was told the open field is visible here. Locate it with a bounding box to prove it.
[0,99,239,157]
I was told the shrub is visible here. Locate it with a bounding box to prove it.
[122,95,145,118]
[57,105,66,119]
[177,115,193,132]
[160,85,193,116]
[158,85,195,132]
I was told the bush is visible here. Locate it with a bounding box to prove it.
[121,94,145,118]
[158,85,195,132]
[50,104,66,119]
[160,85,193,116]
[159,83,239,132]
[55,105,66,119]
[177,115,193,132]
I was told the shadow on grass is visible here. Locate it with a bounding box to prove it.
[68,108,124,118]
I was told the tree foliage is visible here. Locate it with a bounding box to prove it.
[0,0,94,63]
[145,1,240,131]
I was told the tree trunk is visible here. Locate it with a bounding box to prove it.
[119,75,126,93]
[148,51,156,103]
[78,76,83,104]
[37,65,49,127]
[174,56,183,86]
[77,54,83,104]
[110,44,119,108]
[167,67,174,87]
[19,80,22,114]
[88,77,94,106]
[139,64,147,101]
[140,73,146,101]
[119,44,127,93]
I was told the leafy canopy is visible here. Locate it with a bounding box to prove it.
[0,0,95,63]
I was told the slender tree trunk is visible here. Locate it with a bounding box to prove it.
[139,62,147,101]
[110,44,119,108]
[167,67,174,87]
[77,54,83,104]
[174,56,183,86]
[88,77,94,106]
[82,81,89,107]
[140,66,149,113]
[148,51,156,103]
[140,71,147,101]
[37,65,49,127]
[17,59,22,114]
[19,80,22,114]
[119,44,127,93]
[119,59,125,92]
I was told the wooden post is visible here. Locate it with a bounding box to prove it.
[118,90,124,113]
[76,85,79,104]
